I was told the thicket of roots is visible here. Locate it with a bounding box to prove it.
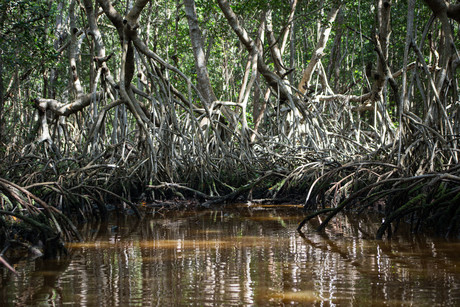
[2,93,459,246]
[293,120,460,238]
[0,178,81,260]
[2,34,460,250]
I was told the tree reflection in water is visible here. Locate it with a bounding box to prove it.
[1,206,460,306]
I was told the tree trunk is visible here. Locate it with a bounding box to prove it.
[49,1,65,99]
[251,16,266,142]
[372,0,392,102]
[184,0,217,104]
[297,2,341,95]
[69,0,84,97]
[266,10,287,77]
[327,9,343,91]
[423,0,460,24]
[217,0,299,109]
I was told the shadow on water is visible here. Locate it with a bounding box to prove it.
[1,204,460,306]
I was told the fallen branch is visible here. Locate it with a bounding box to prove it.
[0,255,17,275]
[147,182,213,200]
[199,171,276,208]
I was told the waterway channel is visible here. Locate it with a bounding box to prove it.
[1,204,460,306]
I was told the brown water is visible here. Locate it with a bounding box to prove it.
[1,204,460,306]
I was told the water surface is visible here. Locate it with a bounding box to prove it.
[1,204,460,306]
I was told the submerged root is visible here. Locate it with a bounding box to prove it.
[0,178,80,259]
[296,163,460,238]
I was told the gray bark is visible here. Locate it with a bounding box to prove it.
[217,0,297,107]
[266,10,286,77]
[69,0,84,97]
[423,0,460,24]
[373,0,391,101]
[184,0,217,104]
[297,2,341,95]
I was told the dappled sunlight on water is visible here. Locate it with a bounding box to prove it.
[1,206,460,306]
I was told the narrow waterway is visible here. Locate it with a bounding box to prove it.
[1,204,460,306]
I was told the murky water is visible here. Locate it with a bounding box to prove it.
[1,204,460,306]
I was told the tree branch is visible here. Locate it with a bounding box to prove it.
[34,93,102,117]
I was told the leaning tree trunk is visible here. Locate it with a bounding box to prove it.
[217,0,300,111]
[297,2,341,95]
